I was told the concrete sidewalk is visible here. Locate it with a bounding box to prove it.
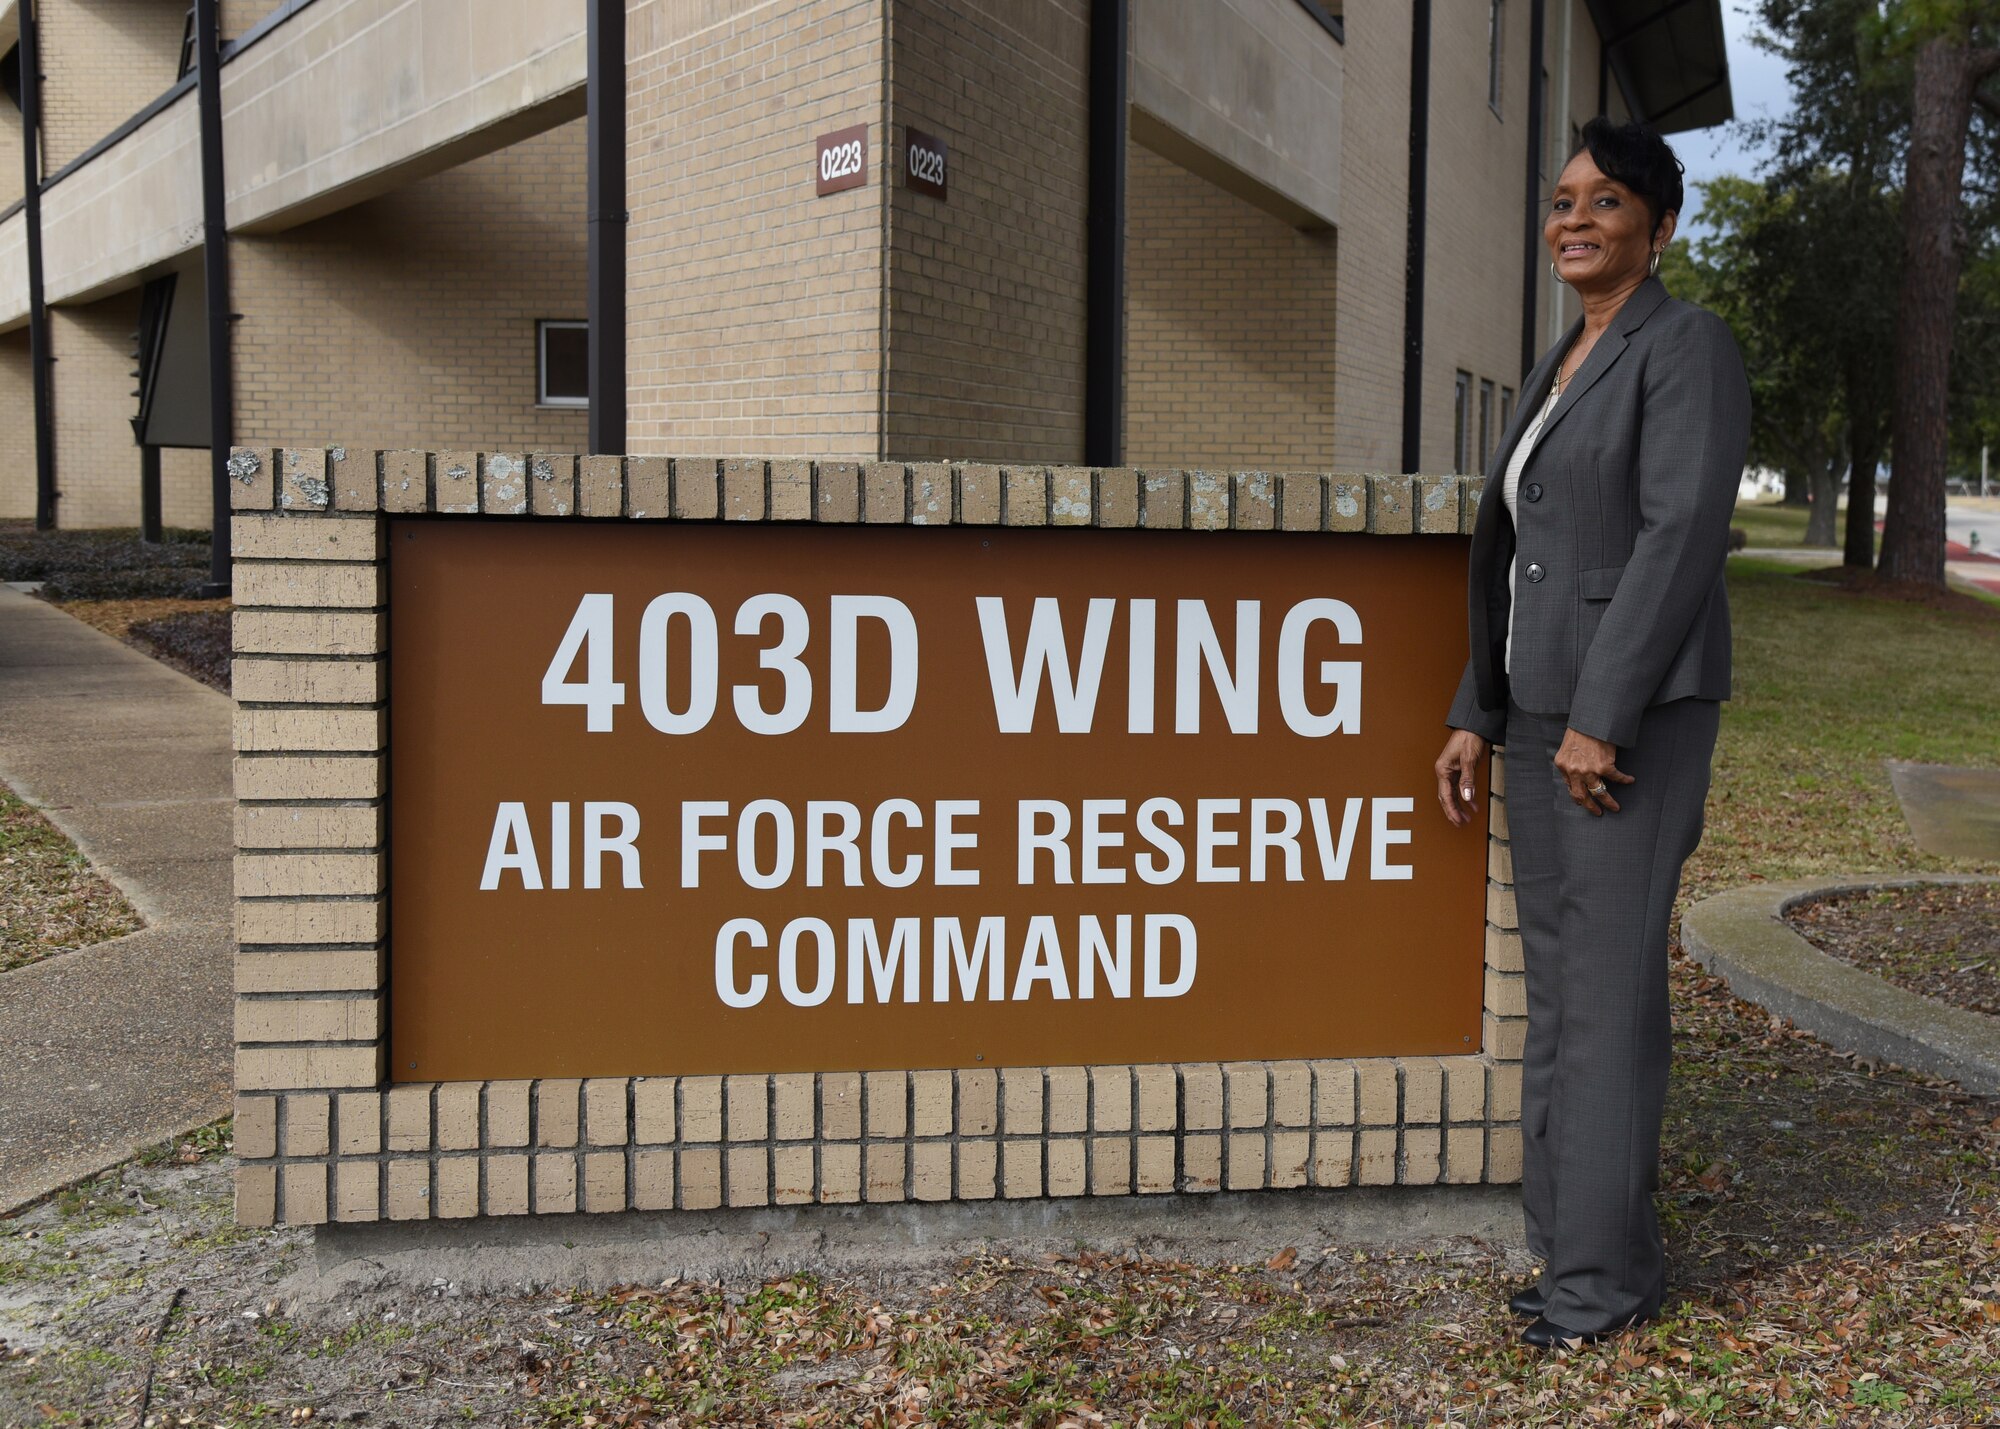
[0,585,233,1211]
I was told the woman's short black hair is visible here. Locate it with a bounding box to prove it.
[1575,117,1684,236]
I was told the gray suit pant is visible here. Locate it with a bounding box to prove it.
[1503,696,1719,1332]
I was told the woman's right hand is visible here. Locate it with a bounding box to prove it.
[1434,728,1491,827]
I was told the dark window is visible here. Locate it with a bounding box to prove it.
[1487,0,1504,115]
[539,321,589,407]
[1453,371,1472,475]
[1295,0,1343,44]
[1501,386,1516,443]
[1479,379,1496,474]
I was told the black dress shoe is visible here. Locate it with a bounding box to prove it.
[1519,1298,1661,1350]
[1507,1284,1547,1318]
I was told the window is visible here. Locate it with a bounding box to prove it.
[538,321,589,407]
[1453,371,1472,475]
[1478,379,1496,474]
[1501,386,1516,444]
[1487,0,1504,115]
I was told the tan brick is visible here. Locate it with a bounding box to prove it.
[1182,1134,1221,1192]
[1357,1062,1398,1124]
[530,453,577,516]
[1136,1135,1176,1193]
[232,563,383,610]
[909,462,951,525]
[865,1071,907,1138]
[1489,795,1510,840]
[235,1045,382,1090]
[633,1077,676,1143]
[1269,1131,1310,1188]
[283,1163,329,1225]
[437,1157,479,1218]
[726,1146,768,1206]
[534,1154,577,1214]
[1484,1012,1528,1062]
[1417,474,1461,533]
[235,1095,278,1160]
[816,461,861,523]
[237,994,376,1045]
[1181,1064,1223,1131]
[773,1073,814,1140]
[910,1141,951,1200]
[821,1070,861,1140]
[537,1079,580,1147]
[1225,1063,1268,1128]
[1279,472,1323,531]
[672,458,719,519]
[1403,1127,1442,1185]
[1488,839,1515,883]
[334,1160,380,1222]
[577,455,623,517]
[1366,474,1414,534]
[865,1142,906,1203]
[1403,1058,1444,1124]
[626,456,669,518]
[234,755,383,802]
[769,460,812,521]
[726,1075,768,1141]
[284,1088,330,1160]
[1001,1068,1042,1134]
[1312,1128,1353,1187]
[234,708,385,755]
[481,453,529,515]
[1090,1066,1132,1132]
[1269,1061,1311,1128]
[1002,1140,1041,1198]
[237,916,384,963]
[486,1155,530,1216]
[1486,926,1524,973]
[585,1079,628,1146]
[236,1164,277,1226]
[1046,1066,1087,1134]
[1444,1058,1486,1123]
[487,1081,531,1147]
[231,658,384,705]
[236,853,381,898]
[1490,1061,1522,1121]
[1050,467,1092,526]
[1491,751,1508,797]
[1485,968,1527,1018]
[1089,1136,1132,1194]
[1003,466,1047,525]
[863,462,906,522]
[1487,1125,1523,1183]
[1047,1138,1086,1197]
[1232,471,1276,530]
[957,464,1001,525]
[956,1140,997,1199]
[1136,1064,1176,1131]
[280,448,332,512]
[958,1068,997,1136]
[387,1084,431,1152]
[911,1070,952,1137]
[1445,1127,1486,1184]
[337,1092,382,1155]
[1488,887,1519,931]
[1097,467,1139,527]
[434,452,479,513]
[633,1149,674,1209]
[818,1143,860,1204]
[1226,1133,1266,1189]
[773,1145,814,1205]
[233,611,383,657]
[229,447,275,509]
[1139,470,1186,529]
[1188,470,1228,530]
[436,1083,480,1151]
[682,1076,723,1141]
[1461,478,1486,533]
[1356,1128,1398,1185]
[1327,478,1367,532]
[232,514,381,563]
[235,804,383,852]
[380,451,428,513]
[387,1159,430,1220]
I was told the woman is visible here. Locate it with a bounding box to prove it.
[1432,118,1750,1350]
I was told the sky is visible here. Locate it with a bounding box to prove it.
[1671,0,1796,236]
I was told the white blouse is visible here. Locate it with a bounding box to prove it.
[1499,382,1562,675]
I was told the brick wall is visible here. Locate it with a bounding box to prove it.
[883,0,1089,463]
[625,0,886,458]
[230,120,590,464]
[0,105,24,209]
[0,331,32,521]
[36,0,187,173]
[1123,143,1339,470]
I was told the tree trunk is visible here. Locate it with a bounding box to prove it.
[1879,33,1999,587]
[1804,455,1841,548]
[1844,373,1885,567]
[1782,467,1811,506]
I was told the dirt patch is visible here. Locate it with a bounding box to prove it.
[0,783,141,975]
[1788,883,2000,1019]
[1799,562,2000,616]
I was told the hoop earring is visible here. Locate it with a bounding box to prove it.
[1550,260,1568,288]
[1649,248,1662,278]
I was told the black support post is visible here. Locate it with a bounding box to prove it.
[1522,0,1547,380]
[1085,0,1127,468]
[586,0,627,457]
[194,0,232,595]
[140,446,163,544]
[19,0,56,531]
[1399,0,1431,474]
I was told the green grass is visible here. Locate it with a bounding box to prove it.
[1683,559,2000,899]
[1730,498,1829,548]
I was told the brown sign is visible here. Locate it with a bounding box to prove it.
[814,123,868,195]
[905,127,948,199]
[388,523,1486,1082]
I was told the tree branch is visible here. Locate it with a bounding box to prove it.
[1973,48,2000,85]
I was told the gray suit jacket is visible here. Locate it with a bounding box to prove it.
[1445,277,1751,748]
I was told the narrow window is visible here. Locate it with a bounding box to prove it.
[1487,0,1504,115]
[1453,371,1472,475]
[538,321,589,407]
[1478,379,1496,474]
[1501,386,1516,441]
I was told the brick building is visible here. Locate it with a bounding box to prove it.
[0,0,1730,532]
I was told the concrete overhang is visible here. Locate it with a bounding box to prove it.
[0,3,18,56]
[1587,0,1734,134]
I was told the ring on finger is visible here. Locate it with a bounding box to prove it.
[1587,780,1608,796]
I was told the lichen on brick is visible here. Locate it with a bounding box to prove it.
[532,456,556,483]
[282,476,330,509]
[1423,479,1451,510]
[445,464,470,482]
[330,447,348,464]
[226,450,262,484]
[1334,488,1362,519]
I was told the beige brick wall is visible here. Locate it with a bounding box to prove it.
[36,0,187,173]
[1124,143,1338,470]
[231,121,590,461]
[0,330,33,521]
[0,104,24,210]
[625,0,886,458]
[883,0,1089,463]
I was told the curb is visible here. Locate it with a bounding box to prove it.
[1682,875,2000,1095]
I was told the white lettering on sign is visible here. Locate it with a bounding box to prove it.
[906,127,948,199]
[820,139,864,184]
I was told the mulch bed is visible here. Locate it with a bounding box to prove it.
[56,598,233,693]
[1799,563,2000,616]
[1788,883,2000,1020]
[0,786,141,974]
[0,520,213,601]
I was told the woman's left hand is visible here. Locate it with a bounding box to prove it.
[1555,728,1633,816]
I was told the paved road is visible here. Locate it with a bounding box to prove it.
[0,587,233,1211]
